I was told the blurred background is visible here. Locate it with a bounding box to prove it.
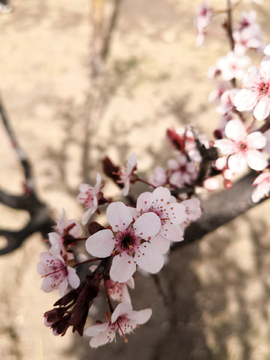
[0,0,270,359]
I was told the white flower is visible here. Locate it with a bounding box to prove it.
[234,57,270,121]
[84,302,152,347]
[216,51,250,81]
[215,119,267,173]
[86,202,163,283]
[77,173,102,225]
[132,187,187,254]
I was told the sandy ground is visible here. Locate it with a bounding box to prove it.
[0,0,270,359]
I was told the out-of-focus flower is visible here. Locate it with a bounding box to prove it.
[168,154,197,187]
[148,166,167,187]
[216,89,239,115]
[194,1,211,46]
[252,172,270,202]
[216,51,250,81]
[208,82,228,103]
[49,209,82,258]
[77,173,103,225]
[117,153,137,196]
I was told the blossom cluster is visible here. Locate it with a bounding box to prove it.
[38,148,203,346]
[37,2,270,350]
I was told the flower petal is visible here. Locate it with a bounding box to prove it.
[86,229,115,257]
[228,153,247,173]
[110,253,137,283]
[150,234,171,254]
[246,150,267,171]
[246,131,267,149]
[67,267,80,289]
[254,97,270,121]
[84,322,109,337]
[82,207,96,226]
[233,88,258,111]
[128,308,152,325]
[133,212,161,239]
[134,242,164,274]
[112,302,133,323]
[214,139,235,155]
[160,223,184,242]
[225,119,246,141]
[106,202,132,232]
[136,192,152,212]
[57,209,66,232]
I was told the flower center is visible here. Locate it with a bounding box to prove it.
[121,234,134,249]
[259,81,269,95]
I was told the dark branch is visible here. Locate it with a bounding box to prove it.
[172,171,263,251]
[0,94,34,193]
[0,94,55,255]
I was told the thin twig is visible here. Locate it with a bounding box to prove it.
[102,0,122,61]
[226,0,236,87]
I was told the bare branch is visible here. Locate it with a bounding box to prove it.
[172,171,265,251]
[0,207,54,255]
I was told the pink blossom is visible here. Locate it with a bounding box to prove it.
[133,187,187,254]
[107,277,135,303]
[181,198,202,227]
[49,209,82,258]
[216,51,250,81]
[86,202,163,283]
[84,302,152,347]
[215,119,267,173]
[194,1,211,47]
[233,57,270,121]
[236,11,257,31]
[216,89,239,115]
[208,82,228,103]
[168,154,197,187]
[148,166,167,187]
[37,252,80,297]
[233,26,264,56]
[77,173,103,225]
[117,153,137,196]
[252,172,270,202]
